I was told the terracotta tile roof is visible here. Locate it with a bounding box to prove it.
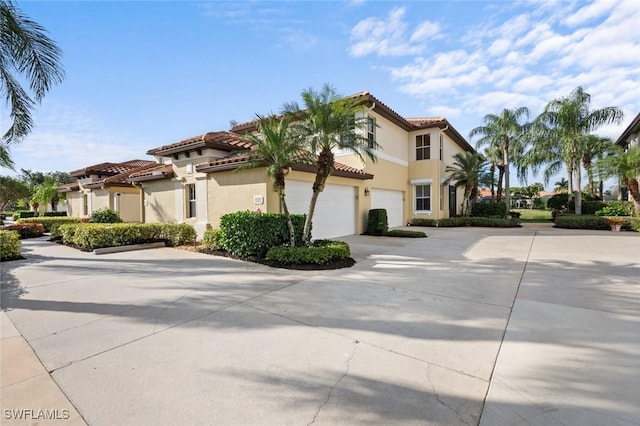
[127,163,175,183]
[196,153,373,180]
[81,161,160,189]
[69,160,155,178]
[146,132,253,156]
[58,182,80,193]
[406,117,446,126]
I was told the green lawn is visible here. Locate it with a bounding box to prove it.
[513,209,553,222]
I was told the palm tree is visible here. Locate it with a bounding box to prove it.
[600,145,640,214]
[444,152,487,217]
[554,177,569,193]
[470,107,530,216]
[237,114,309,247]
[480,145,502,200]
[528,87,623,214]
[581,135,615,198]
[282,84,378,244]
[1,0,65,168]
[31,175,59,211]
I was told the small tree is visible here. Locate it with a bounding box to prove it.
[0,175,30,211]
[444,152,487,217]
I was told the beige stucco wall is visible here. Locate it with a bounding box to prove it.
[141,179,178,223]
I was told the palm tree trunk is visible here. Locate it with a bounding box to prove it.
[574,164,582,215]
[303,149,333,244]
[496,165,504,201]
[503,138,510,218]
[280,191,296,248]
[627,177,640,215]
[567,164,574,205]
[490,163,496,200]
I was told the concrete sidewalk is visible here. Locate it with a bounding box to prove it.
[1,226,638,425]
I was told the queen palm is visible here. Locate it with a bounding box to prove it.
[237,114,310,247]
[444,152,487,217]
[1,0,65,168]
[554,177,569,193]
[581,135,615,198]
[528,87,623,214]
[282,84,378,244]
[470,107,530,216]
[600,145,640,214]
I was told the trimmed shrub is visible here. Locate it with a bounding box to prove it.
[266,240,350,265]
[509,211,521,218]
[202,228,224,250]
[219,211,306,257]
[437,217,520,227]
[366,209,388,235]
[410,218,438,227]
[17,217,80,234]
[547,194,569,210]
[89,208,122,223]
[43,211,68,217]
[471,201,506,218]
[568,200,607,215]
[533,198,547,209]
[553,214,609,230]
[14,210,36,219]
[0,230,21,259]
[2,222,44,238]
[385,229,426,238]
[59,223,196,250]
[595,201,633,217]
[626,217,640,232]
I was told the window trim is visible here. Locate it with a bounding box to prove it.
[186,183,196,218]
[367,116,376,149]
[412,182,432,213]
[416,134,431,161]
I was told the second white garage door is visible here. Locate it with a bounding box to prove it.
[286,180,356,239]
[370,189,404,228]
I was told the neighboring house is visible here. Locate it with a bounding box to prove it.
[59,160,157,221]
[615,112,640,201]
[138,92,474,239]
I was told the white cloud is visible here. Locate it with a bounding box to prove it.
[349,7,442,57]
[563,0,615,27]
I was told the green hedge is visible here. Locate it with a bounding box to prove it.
[220,211,306,257]
[90,208,122,223]
[434,217,521,227]
[202,228,224,250]
[366,209,388,235]
[17,217,80,234]
[2,223,45,238]
[410,218,438,227]
[0,230,21,260]
[384,229,426,238]
[567,200,607,215]
[471,201,506,217]
[14,210,36,219]
[59,223,196,250]
[266,240,350,265]
[43,211,68,217]
[554,214,639,231]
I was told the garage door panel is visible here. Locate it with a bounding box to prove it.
[371,189,403,228]
[287,181,356,239]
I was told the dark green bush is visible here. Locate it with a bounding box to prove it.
[59,223,196,250]
[265,240,350,265]
[384,230,426,238]
[471,201,506,217]
[568,200,607,215]
[2,222,45,239]
[43,211,68,217]
[366,209,388,235]
[533,198,546,209]
[90,208,122,223]
[595,201,633,217]
[202,228,224,250]
[14,210,36,219]
[626,217,640,232]
[437,217,520,227]
[554,214,609,230]
[547,194,569,210]
[219,211,306,257]
[509,211,521,218]
[410,218,438,227]
[0,230,21,260]
[17,217,80,234]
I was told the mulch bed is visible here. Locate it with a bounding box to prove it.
[175,244,355,270]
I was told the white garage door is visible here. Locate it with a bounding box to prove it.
[371,189,404,228]
[286,180,356,239]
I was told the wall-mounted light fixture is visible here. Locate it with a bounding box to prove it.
[364,187,370,196]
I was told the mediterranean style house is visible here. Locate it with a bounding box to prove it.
[130,92,475,239]
[59,160,157,222]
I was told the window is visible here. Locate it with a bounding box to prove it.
[440,185,445,211]
[439,134,443,161]
[83,194,88,216]
[416,134,431,160]
[415,184,431,211]
[367,116,376,149]
[186,184,196,218]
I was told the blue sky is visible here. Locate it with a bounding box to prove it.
[2,0,639,190]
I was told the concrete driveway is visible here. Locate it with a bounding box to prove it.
[1,225,639,425]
